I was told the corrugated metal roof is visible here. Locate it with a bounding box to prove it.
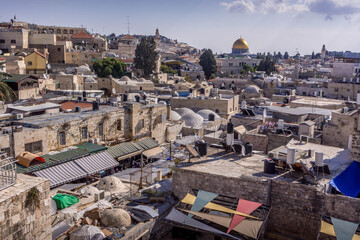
[17,148,89,174]
[76,142,107,153]
[106,141,142,159]
[74,151,119,175]
[136,138,159,150]
[7,102,60,112]
[34,161,87,188]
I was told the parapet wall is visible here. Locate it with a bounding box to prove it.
[172,168,360,240]
[0,174,51,240]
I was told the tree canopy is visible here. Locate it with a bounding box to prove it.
[257,55,276,75]
[0,63,17,102]
[284,52,289,59]
[199,49,217,79]
[134,37,158,78]
[93,58,127,78]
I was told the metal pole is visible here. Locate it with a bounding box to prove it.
[169,141,172,161]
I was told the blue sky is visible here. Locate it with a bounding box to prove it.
[2,0,360,55]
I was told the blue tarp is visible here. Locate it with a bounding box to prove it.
[330,161,360,198]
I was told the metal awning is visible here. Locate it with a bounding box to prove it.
[34,161,87,188]
[142,146,163,159]
[74,151,119,175]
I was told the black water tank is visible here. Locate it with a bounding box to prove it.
[196,141,207,156]
[227,122,234,134]
[75,106,81,112]
[135,95,140,102]
[200,88,205,95]
[83,97,87,102]
[244,142,253,155]
[264,159,276,174]
[208,113,215,121]
[123,94,128,102]
[77,96,82,101]
[92,102,99,111]
[82,91,86,98]
[189,88,193,93]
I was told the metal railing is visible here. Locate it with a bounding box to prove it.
[0,152,17,191]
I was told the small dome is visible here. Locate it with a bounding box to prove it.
[69,225,105,240]
[243,85,260,94]
[101,209,131,228]
[138,78,146,82]
[94,36,105,42]
[96,176,127,193]
[233,38,249,50]
[174,107,194,117]
[104,52,117,58]
[78,65,91,73]
[171,111,181,121]
[196,109,220,120]
[58,71,66,75]
[78,186,100,196]
[180,112,204,128]
[120,76,132,82]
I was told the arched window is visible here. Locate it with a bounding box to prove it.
[63,29,68,34]
[56,29,61,34]
[70,30,74,34]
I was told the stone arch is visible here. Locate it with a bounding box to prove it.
[100,88,111,97]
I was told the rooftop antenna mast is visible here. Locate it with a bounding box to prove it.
[127,16,130,35]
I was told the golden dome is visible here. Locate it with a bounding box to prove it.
[232,38,249,50]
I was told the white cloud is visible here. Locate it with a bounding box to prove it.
[220,0,360,20]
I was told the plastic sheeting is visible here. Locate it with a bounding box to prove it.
[185,190,218,222]
[181,193,258,219]
[330,161,360,198]
[228,199,262,233]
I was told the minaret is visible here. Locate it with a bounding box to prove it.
[155,28,160,47]
[321,44,326,61]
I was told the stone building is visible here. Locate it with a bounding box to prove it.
[2,74,40,100]
[34,25,86,40]
[0,28,29,53]
[171,95,239,119]
[24,50,47,74]
[216,57,261,75]
[64,51,102,65]
[1,55,26,74]
[117,35,138,57]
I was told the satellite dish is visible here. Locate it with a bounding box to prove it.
[46,64,51,69]
[112,88,116,94]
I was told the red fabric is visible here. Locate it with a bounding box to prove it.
[227,199,262,233]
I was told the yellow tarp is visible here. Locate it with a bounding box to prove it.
[320,221,360,240]
[181,193,259,220]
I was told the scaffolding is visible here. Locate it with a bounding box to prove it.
[0,151,17,191]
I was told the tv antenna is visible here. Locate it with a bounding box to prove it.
[127,16,130,35]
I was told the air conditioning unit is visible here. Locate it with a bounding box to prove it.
[94,190,105,202]
[16,114,23,120]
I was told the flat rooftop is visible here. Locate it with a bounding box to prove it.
[177,140,352,191]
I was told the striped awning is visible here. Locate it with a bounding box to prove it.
[34,161,87,188]
[74,151,119,175]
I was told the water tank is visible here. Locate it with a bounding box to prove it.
[77,96,82,101]
[135,95,140,102]
[264,159,276,174]
[278,119,284,129]
[123,94,128,102]
[82,91,87,97]
[92,102,99,111]
[227,122,234,134]
[357,93,360,105]
[286,148,296,164]
[315,152,324,167]
[83,97,87,102]
[196,141,207,156]
[241,101,247,109]
[75,106,82,112]
[244,142,253,155]
[208,113,215,121]
[200,88,205,95]
[189,88,193,93]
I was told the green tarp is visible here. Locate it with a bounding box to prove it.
[52,194,79,209]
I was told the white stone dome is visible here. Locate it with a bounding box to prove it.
[120,76,132,82]
[84,77,97,83]
[78,65,91,73]
[96,176,127,193]
[180,112,204,128]
[196,109,220,120]
[244,85,261,94]
[104,52,117,58]
[174,107,194,117]
[171,110,181,121]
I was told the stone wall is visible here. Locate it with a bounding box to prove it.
[0,174,51,240]
[172,168,360,240]
[243,132,268,152]
[267,133,293,152]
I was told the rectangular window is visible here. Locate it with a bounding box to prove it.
[347,89,350,92]
[0,39,5,43]
[57,47,61,52]
[81,127,88,139]
[25,141,43,153]
[139,119,145,128]
[10,39,16,44]
[98,123,103,136]
[28,61,33,66]
[1,148,10,156]
[117,120,122,131]
[334,88,339,92]
[59,132,66,145]
[229,63,233,67]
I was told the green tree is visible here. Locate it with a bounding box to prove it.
[243,64,254,73]
[134,37,158,78]
[277,52,283,59]
[93,58,127,78]
[311,51,315,59]
[160,64,177,75]
[199,49,217,79]
[284,52,289,59]
[257,55,276,75]
[0,63,17,102]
